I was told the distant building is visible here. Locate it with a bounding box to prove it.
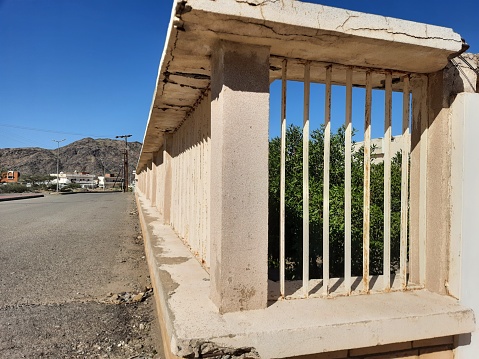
[98,173,123,189]
[354,134,408,164]
[50,171,97,188]
[1,171,20,183]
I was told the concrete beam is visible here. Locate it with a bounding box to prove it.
[137,0,463,171]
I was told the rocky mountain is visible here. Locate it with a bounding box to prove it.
[0,138,142,178]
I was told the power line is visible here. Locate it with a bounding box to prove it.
[0,123,111,138]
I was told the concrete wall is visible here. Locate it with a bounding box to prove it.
[137,93,211,268]
[450,93,479,358]
[169,93,211,267]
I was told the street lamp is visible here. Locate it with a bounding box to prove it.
[116,134,132,192]
[52,139,66,192]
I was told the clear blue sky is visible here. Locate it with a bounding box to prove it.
[0,0,477,149]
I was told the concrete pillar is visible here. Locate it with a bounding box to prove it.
[146,156,153,201]
[423,70,452,295]
[408,76,427,287]
[163,134,173,225]
[154,148,164,214]
[150,151,159,208]
[209,40,270,313]
[409,65,475,293]
[419,63,477,295]
[450,93,479,358]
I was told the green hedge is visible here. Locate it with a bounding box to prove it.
[268,125,404,280]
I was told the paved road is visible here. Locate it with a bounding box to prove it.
[0,192,162,358]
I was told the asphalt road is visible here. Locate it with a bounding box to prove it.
[0,192,162,358]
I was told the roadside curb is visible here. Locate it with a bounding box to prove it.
[0,193,44,202]
[135,191,179,359]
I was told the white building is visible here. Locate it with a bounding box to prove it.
[97,173,122,189]
[50,171,97,188]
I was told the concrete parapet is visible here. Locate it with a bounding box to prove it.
[136,190,475,359]
[137,0,463,170]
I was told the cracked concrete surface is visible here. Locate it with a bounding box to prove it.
[138,0,462,170]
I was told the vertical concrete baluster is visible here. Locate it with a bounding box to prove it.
[323,65,332,296]
[419,76,428,287]
[363,71,372,293]
[303,61,311,298]
[345,67,352,294]
[280,59,287,298]
[400,75,410,289]
[384,72,392,291]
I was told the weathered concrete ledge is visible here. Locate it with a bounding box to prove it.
[138,0,463,170]
[136,190,475,359]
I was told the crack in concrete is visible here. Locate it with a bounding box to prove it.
[201,11,458,45]
[207,17,338,43]
[235,0,279,6]
[160,30,181,99]
[345,26,460,43]
[162,103,194,110]
[165,71,210,81]
[168,80,206,91]
[335,12,360,31]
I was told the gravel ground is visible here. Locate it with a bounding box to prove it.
[0,192,163,358]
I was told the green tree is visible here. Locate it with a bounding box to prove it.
[269,125,403,280]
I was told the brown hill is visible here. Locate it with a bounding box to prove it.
[0,138,141,178]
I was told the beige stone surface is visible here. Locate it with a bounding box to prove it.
[210,41,270,313]
[425,72,452,295]
[135,190,475,359]
[168,95,211,267]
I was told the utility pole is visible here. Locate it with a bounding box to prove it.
[52,139,66,192]
[115,134,131,192]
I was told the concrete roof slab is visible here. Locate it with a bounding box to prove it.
[138,0,463,169]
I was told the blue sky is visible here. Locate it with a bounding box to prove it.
[0,0,477,149]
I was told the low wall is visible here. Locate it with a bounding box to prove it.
[138,93,211,268]
[135,189,472,359]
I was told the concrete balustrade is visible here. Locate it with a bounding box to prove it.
[134,0,478,357]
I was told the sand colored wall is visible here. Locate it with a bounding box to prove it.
[136,93,211,268]
[209,41,270,313]
[169,93,211,267]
